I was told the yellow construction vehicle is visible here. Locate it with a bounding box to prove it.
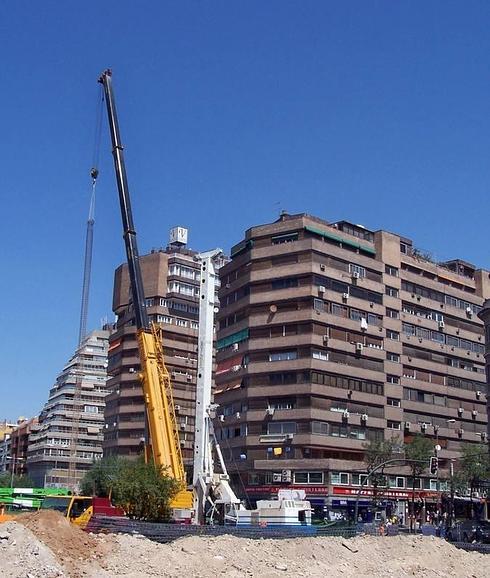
[98,70,193,519]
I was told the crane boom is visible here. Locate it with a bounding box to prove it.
[98,70,192,512]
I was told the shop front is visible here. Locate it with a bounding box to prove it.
[244,485,328,521]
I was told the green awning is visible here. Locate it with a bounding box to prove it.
[217,328,249,350]
[304,225,376,255]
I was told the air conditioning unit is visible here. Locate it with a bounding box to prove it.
[458,407,464,415]
[266,407,275,416]
[180,423,186,430]
[466,306,473,315]
[352,271,360,280]
[186,375,192,381]
[481,432,487,441]
[318,285,326,294]
[272,473,282,483]
[180,440,186,447]
[342,293,349,300]
[175,405,181,412]
[438,321,445,329]
[128,368,135,373]
[320,264,326,271]
[231,365,242,372]
[323,335,329,343]
[458,428,464,437]
[472,410,478,418]
[476,391,481,399]
[420,423,427,431]
[355,342,364,352]
[361,414,368,423]
[360,318,368,331]
[232,343,239,351]
[404,422,411,431]
[219,415,225,422]
[235,412,241,419]
[342,410,350,420]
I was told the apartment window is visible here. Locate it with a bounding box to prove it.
[330,424,348,438]
[159,298,168,307]
[145,298,155,307]
[387,353,400,363]
[269,351,298,362]
[157,315,172,324]
[269,398,296,410]
[175,319,188,327]
[294,471,324,484]
[387,398,401,407]
[349,264,366,277]
[352,473,369,486]
[313,298,325,312]
[386,308,399,319]
[272,277,298,290]
[331,472,349,485]
[271,232,299,245]
[388,476,405,488]
[386,286,399,298]
[387,420,401,430]
[311,421,329,435]
[331,303,348,317]
[84,405,98,414]
[387,330,399,341]
[267,422,296,435]
[190,321,199,330]
[312,350,328,361]
[385,265,399,277]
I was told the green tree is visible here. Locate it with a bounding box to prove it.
[0,473,35,488]
[80,456,125,497]
[404,434,433,531]
[80,456,180,522]
[457,443,490,518]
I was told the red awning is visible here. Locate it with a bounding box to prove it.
[216,354,243,375]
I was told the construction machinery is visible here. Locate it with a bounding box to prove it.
[98,70,193,518]
[98,70,311,527]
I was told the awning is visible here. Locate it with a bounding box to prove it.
[216,354,243,375]
[217,328,249,351]
[214,381,242,394]
[305,225,376,255]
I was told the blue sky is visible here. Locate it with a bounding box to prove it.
[1,1,490,418]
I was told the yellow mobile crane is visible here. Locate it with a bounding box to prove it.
[98,70,193,516]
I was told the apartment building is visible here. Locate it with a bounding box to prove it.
[214,212,489,520]
[103,229,201,473]
[27,328,112,489]
[9,417,38,478]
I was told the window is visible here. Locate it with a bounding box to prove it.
[272,278,298,290]
[157,315,172,324]
[349,264,366,277]
[313,298,324,312]
[267,422,296,435]
[386,286,399,298]
[311,421,329,435]
[387,330,399,341]
[331,472,349,485]
[176,318,188,327]
[387,420,401,430]
[387,398,401,407]
[84,405,98,414]
[385,265,399,277]
[294,471,324,484]
[312,350,328,361]
[271,232,299,245]
[269,398,296,410]
[269,351,298,362]
[159,298,168,307]
[387,353,400,363]
[145,298,154,307]
[386,308,399,319]
[352,473,369,486]
[387,375,399,384]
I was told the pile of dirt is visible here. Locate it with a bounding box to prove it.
[93,532,490,578]
[13,511,112,577]
[0,520,65,578]
[1,513,490,578]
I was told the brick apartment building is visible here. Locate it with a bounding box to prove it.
[103,230,201,472]
[214,213,489,520]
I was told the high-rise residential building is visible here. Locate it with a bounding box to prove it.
[0,420,15,475]
[214,212,489,521]
[103,229,201,473]
[27,328,112,489]
[9,417,38,477]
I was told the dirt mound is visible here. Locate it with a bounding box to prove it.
[14,510,111,577]
[0,520,66,578]
[95,532,490,578]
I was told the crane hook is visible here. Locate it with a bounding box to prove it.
[90,167,99,182]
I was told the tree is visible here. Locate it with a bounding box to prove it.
[0,473,34,488]
[404,434,433,531]
[457,443,490,518]
[80,456,125,497]
[80,456,181,522]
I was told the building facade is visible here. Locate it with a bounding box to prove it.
[27,328,112,489]
[103,233,201,474]
[9,417,38,478]
[214,213,490,520]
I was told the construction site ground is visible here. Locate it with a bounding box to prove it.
[0,511,489,578]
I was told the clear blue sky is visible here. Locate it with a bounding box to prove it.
[1,1,490,418]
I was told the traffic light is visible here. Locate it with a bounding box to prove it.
[430,456,438,476]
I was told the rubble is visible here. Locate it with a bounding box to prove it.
[0,511,489,577]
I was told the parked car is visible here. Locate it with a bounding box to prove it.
[447,520,490,543]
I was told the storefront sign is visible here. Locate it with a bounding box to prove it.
[332,487,440,499]
[245,485,328,496]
